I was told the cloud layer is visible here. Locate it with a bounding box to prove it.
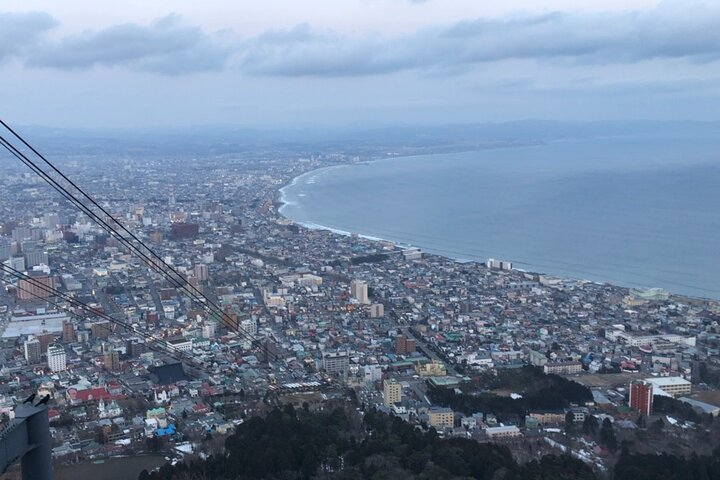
[0,12,56,61]
[28,15,231,75]
[239,3,720,77]
[3,2,720,76]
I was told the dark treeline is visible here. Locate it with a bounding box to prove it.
[428,366,593,419]
[614,448,720,480]
[350,253,389,265]
[696,362,720,388]
[139,406,595,479]
[653,396,712,424]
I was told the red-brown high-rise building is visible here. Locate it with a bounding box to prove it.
[36,332,55,354]
[104,350,121,372]
[17,273,54,300]
[629,381,653,416]
[395,335,416,355]
[62,321,76,342]
[91,320,112,340]
[395,335,406,355]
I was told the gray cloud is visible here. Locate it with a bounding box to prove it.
[238,2,720,76]
[0,12,56,61]
[239,24,402,76]
[27,14,231,75]
[5,1,720,77]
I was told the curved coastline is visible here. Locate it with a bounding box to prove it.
[278,164,343,211]
[279,169,371,242]
[278,162,598,277]
[276,151,719,301]
[278,155,465,252]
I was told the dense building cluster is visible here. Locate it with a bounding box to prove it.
[0,146,719,474]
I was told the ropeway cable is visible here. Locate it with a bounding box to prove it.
[0,123,280,361]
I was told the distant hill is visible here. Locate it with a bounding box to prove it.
[14,120,720,157]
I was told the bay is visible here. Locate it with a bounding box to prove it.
[280,135,720,299]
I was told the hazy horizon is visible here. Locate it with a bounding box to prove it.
[14,117,720,136]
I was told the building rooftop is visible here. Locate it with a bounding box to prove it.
[150,363,188,385]
[645,376,691,387]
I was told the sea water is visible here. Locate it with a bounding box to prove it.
[280,135,720,299]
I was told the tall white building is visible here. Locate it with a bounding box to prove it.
[24,250,49,268]
[351,280,369,304]
[5,255,25,272]
[47,344,67,372]
[645,376,692,397]
[202,321,217,339]
[486,258,512,270]
[240,318,258,336]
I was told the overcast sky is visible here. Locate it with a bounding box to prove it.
[1,0,719,128]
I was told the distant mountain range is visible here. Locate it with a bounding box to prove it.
[12,120,720,157]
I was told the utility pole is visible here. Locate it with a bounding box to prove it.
[0,402,52,480]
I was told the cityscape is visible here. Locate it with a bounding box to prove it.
[2,0,720,478]
[0,129,719,479]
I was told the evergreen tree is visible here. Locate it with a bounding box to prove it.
[139,407,603,480]
[583,414,599,435]
[652,418,664,432]
[599,418,617,451]
[565,411,576,434]
[635,413,645,428]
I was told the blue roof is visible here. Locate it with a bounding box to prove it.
[154,424,176,437]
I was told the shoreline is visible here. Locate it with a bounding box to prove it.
[275,153,719,303]
[277,139,558,214]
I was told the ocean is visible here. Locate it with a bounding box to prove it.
[279,135,720,299]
